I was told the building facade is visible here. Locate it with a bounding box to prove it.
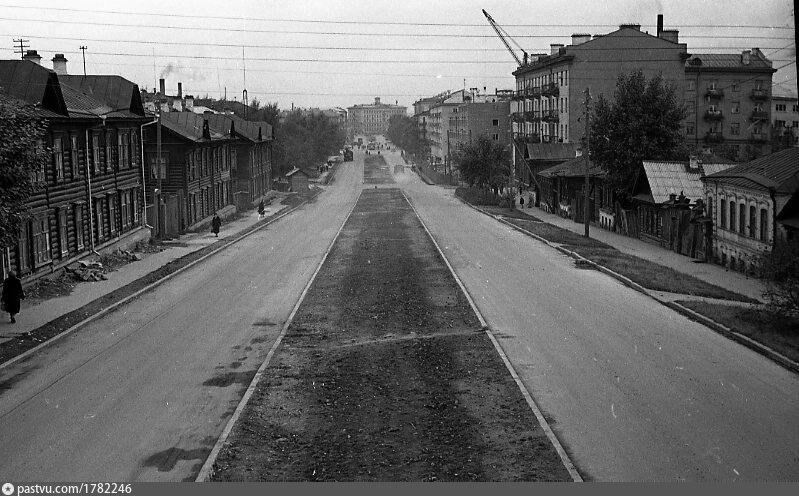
[448,100,512,151]
[347,97,406,137]
[684,49,777,160]
[0,57,149,282]
[771,90,799,148]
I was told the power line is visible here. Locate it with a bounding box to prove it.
[11,37,27,59]
[0,4,794,29]
[2,33,788,52]
[0,17,794,39]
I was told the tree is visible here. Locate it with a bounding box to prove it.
[759,238,799,316]
[0,92,50,249]
[452,135,510,194]
[386,114,429,160]
[589,71,687,201]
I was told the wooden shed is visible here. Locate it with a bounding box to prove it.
[286,167,310,192]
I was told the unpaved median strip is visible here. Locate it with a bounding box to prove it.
[0,191,320,368]
[208,188,573,481]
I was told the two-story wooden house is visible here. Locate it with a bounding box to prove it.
[0,59,149,283]
[143,112,236,234]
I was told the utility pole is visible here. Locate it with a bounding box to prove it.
[509,112,516,209]
[156,102,163,239]
[79,45,87,75]
[13,38,29,59]
[583,87,592,238]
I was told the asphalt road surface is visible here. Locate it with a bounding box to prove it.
[387,150,799,482]
[0,158,362,481]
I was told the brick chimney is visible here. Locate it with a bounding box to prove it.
[177,82,182,98]
[659,29,679,43]
[550,44,564,55]
[657,14,663,37]
[23,50,42,65]
[571,34,591,46]
[375,96,381,105]
[741,50,751,65]
[159,78,166,95]
[51,53,67,74]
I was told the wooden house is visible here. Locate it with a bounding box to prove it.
[285,167,310,192]
[537,156,610,224]
[0,60,149,282]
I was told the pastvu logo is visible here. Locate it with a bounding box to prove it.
[1,483,14,496]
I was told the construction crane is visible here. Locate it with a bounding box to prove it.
[482,9,528,66]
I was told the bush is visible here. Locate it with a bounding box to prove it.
[455,187,502,206]
[759,238,799,316]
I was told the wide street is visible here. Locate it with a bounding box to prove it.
[1,144,798,481]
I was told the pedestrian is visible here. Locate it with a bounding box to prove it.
[1,271,25,324]
[258,199,265,219]
[212,213,221,237]
[519,195,525,208]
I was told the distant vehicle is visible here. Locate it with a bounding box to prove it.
[343,148,353,162]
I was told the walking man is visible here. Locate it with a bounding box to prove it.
[211,213,221,237]
[1,271,25,324]
[258,199,265,219]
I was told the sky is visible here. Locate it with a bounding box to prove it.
[1,0,796,111]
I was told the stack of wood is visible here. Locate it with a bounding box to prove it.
[66,260,108,282]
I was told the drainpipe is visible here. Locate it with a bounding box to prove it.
[84,128,100,255]
[140,118,158,229]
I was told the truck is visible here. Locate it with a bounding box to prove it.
[343,148,353,162]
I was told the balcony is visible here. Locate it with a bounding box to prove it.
[705,87,724,99]
[750,109,768,121]
[524,111,539,122]
[511,112,526,123]
[750,132,768,143]
[512,91,525,101]
[529,86,542,98]
[541,110,559,123]
[704,131,724,143]
[704,109,723,121]
[750,88,768,100]
[515,133,540,143]
[541,83,559,97]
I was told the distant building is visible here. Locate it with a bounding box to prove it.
[449,100,511,152]
[771,88,799,148]
[703,147,799,272]
[684,49,777,160]
[347,97,406,137]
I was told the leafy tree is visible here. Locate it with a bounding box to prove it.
[759,238,799,316]
[452,135,510,194]
[0,92,50,248]
[274,111,345,175]
[386,114,429,160]
[589,71,687,201]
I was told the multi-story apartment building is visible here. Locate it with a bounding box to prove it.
[448,100,512,151]
[347,97,406,137]
[0,56,149,282]
[428,103,460,167]
[684,49,776,160]
[771,89,799,147]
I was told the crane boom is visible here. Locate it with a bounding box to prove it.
[482,9,527,66]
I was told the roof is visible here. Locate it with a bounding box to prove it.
[685,51,774,71]
[59,82,112,118]
[285,167,310,178]
[160,112,227,142]
[59,75,145,117]
[704,148,799,192]
[639,160,735,203]
[0,59,68,116]
[525,142,580,162]
[538,156,606,178]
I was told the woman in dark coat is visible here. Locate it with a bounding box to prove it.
[1,271,25,324]
[211,214,221,237]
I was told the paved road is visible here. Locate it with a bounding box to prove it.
[388,150,799,481]
[0,158,363,481]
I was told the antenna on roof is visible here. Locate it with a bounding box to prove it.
[13,38,30,60]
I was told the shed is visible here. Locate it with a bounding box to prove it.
[286,167,311,192]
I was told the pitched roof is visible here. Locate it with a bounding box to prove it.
[0,59,68,116]
[704,148,799,192]
[285,167,309,178]
[59,74,145,117]
[59,82,112,118]
[538,156,605,178]
[640,161,735,203]
[685,51,774,71]
[160,112,227,142]
[525,142,580,162]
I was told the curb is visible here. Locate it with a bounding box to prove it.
[0,191,322,371]
[195,190,362,482]
[457,197,799,376]
[404,190,584,483]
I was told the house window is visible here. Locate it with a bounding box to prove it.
[749,205,756,238]
[53,136,64,181]
[719,197,726,227]
[776,104,787,112]
[121,191,131,229]
[729,200,736,230]
[492,119,499,126]
[686,124,695,135]
[74,204,85,251]
[109,195,117,235]
[105,131,113,171]
[95,198,103,242]
[132,191,139,225]
[18,222,31,274]
[70,135,79,178]
[731,81,739,92]
[58,208,68,257]
[730,122,740,135]
[731,101,740,114]
[493,133,499,140]
[687,80,695,91]
[760,208,768,242]
[738,203,745,235]
[117,133,125,169]
[92,133,100,173]
[32,214,51,267]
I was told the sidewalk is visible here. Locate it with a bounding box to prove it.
[0,200,290,346]
[514,202,766,302]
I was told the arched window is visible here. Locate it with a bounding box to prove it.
[720,197,726,227]
[707,196,713,220]
[760,209,768,242]
[739,203,746,234]
[749,205,756,238]
[729,200,736,231]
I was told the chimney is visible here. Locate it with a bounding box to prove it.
[659,29,679,43]
[550,44,564,55]
[375,96,381,105]
[159,78,165,95]
[657,14,663,38]
[571,33,591,45]
[52,53,67,74]
[185,95,194,109]
[688,155,700,170]
[177,82,182,98]
[23,49,42,65]
[741,50,751,65]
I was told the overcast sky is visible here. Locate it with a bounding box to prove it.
[2,0,795,110]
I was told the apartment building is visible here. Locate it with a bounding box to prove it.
[684,49,776,160]
[448,100,512,151]
[347,97,406,137]
[771,88,799,147]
